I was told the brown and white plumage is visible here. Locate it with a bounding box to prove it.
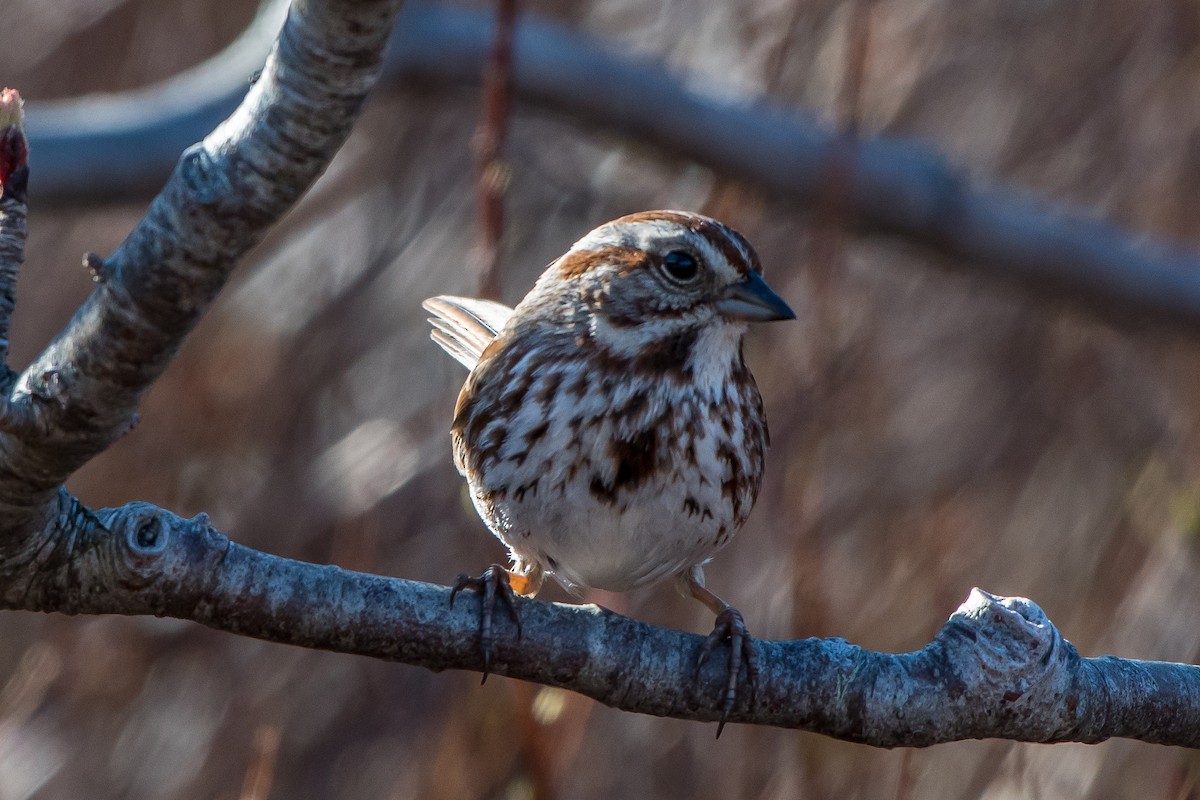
[424,210,793,734]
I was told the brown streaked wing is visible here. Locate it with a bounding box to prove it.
[451,337,505,430]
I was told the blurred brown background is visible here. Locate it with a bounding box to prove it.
[4,0,1200,798]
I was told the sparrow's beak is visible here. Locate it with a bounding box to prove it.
[716,272,796,322]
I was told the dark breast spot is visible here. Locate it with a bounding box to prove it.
[610,428,659,491]
[631,328,697,381]
[569,370,589,399]
[472,423,508,469]
[524,420,550,446]
[534,372,562,407]
[589,474,617,505]
[618,391,649,419]
[716,440,747,522]
[588,426,662,503]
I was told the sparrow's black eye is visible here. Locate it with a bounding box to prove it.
[662,250,699,282]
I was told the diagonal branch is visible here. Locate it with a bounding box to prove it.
[24,3,1200,329]
[4,492,1199,747]
[0,0,402,535]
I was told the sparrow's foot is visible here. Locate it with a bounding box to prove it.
[450,564,523,682]
[681,568,760,738]
[695,605,760,738]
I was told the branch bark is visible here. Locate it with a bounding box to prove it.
[24,2,1200,329]
[4,495,1199,746]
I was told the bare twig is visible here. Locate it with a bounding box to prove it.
[473,0,517,300]
[809,0,876,331]
[26,4,1200,329]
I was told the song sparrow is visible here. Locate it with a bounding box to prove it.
[424,210,793,735]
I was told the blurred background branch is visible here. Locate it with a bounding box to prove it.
[23,1,1200,329]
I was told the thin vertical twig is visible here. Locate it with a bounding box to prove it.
[473,0,518,301]
[806,0,876,407]
[809,0,875,307]
[763,2,811,93]
[838,0,874,139]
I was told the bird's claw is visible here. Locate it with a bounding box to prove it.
[450,564,523,682]
[695,605,760,738]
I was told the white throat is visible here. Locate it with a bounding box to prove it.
[589,314,684,358]
[589,312,745,393]
[689,320,746,392]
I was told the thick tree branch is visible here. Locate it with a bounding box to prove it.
[3,492,1198,747]
[24,3,1200,328]
[0,0,402,536]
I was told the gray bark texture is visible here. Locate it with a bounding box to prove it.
[2,0,1199,747]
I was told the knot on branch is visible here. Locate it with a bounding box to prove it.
[177,144,231,205]
[96,504,226,591]
[941,588,1082,736]
[951,589,1057,671]
[0,486,234,616]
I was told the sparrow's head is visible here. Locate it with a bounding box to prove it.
[518,211,794,360]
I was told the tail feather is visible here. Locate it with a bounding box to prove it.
[422,295,514,370]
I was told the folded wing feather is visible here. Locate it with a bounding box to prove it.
[422,295,514,371]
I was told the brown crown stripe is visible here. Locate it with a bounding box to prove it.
[613,210,762,276]
[554,245,648,279]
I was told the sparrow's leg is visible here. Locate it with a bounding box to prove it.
[682,566,760,738]
[450,561,544,682]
